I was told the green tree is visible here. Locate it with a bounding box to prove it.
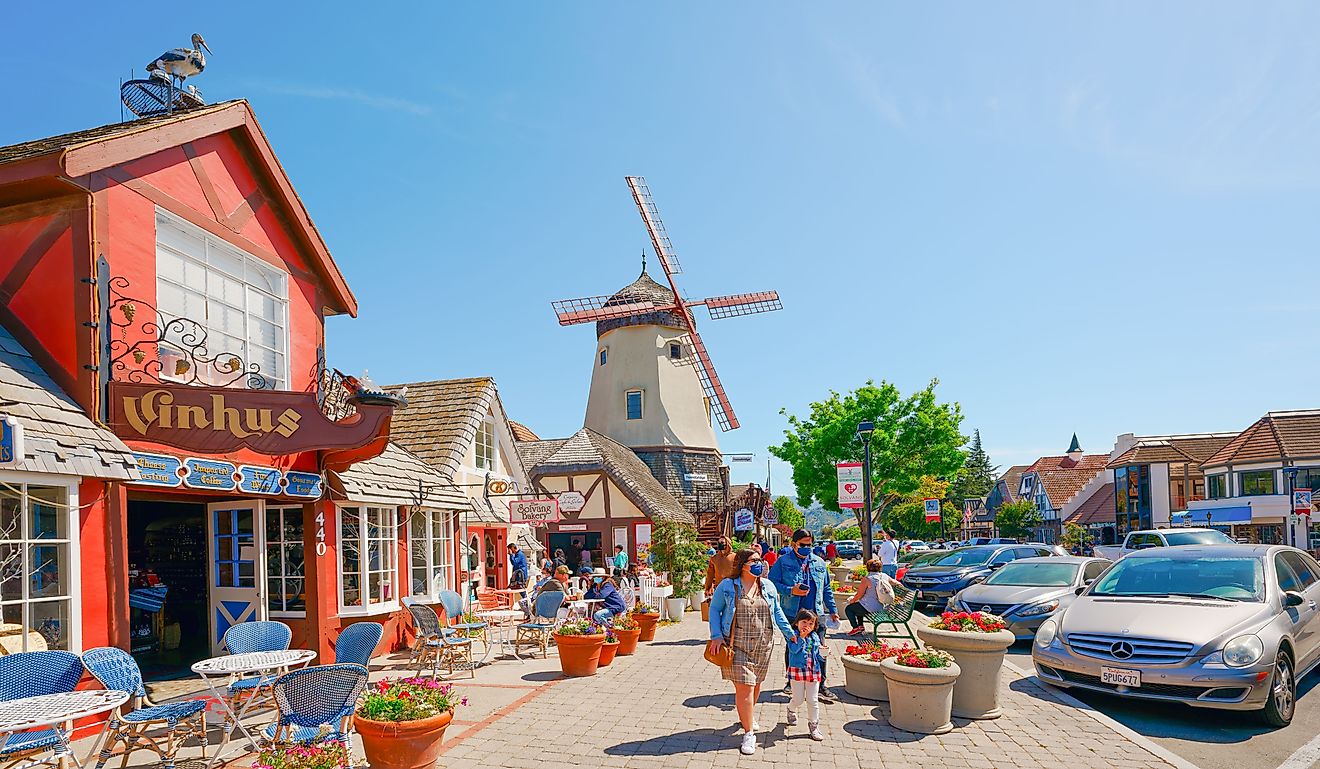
[832,525,861,541]
[1061,522,1087,550]
[947,430,998,508]
[771,496,804,533]
[820,525,835,540]
[888,476,964,540]
[649,520,709,596]
[770,379,967,532]
[995,499,1042,539]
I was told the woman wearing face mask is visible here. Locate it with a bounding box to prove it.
[707,549,794,756]
[703,536,738,599]
[583,568,626,624]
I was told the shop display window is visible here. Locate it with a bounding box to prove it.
[338,505,396,613]
[0,482,75,652]
[266,506,305,615]
[408,509,454,600]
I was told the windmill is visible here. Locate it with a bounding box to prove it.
[551,176,782,432]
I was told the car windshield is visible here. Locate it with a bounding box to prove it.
[929,547,998,567]
[984,562,1079,587]
[1163,530,1234,547]
[1089,556,1264,602]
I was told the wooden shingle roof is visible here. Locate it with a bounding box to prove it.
[330,442,470,511]
[529,429,694,524]
[384,377,496,475]
[1202,411,1320,467]
[1066,482,1115,526]
[1108,434,1238,468]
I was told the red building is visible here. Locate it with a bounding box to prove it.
[0,100,454,673]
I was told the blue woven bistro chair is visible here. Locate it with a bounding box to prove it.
[406,603,473,679]
[334,623,383,669]
[514,591,565,659]
[263,664,368,750]
[82,647,208,769]
[437,590,487,643]
[222,620,292,720]
[0,650,85,769]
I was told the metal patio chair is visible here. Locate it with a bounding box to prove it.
[406,603,473,679]
[263,664,368,749]
[0,650,85,769]
[222,620,292,720]
[865,585,920,647]
[514,591,565,659]
[334,622,384,670]
[81,647,208,769]
[437,590,487,644]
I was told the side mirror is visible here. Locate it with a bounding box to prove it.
[1284,591,1306,608]
[988,562,1006,570]
[1075,586,1086,596]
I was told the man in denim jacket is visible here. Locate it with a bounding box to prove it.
[768,529,839,700]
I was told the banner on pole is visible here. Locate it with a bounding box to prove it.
[924,498,941,522]
[837,462,864,509]
[733,508,755,532]
[1294,488,1312,517]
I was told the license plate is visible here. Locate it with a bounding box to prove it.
[1100,667,1140,688]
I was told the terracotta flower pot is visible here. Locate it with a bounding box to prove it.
[917,624,1016,719]
[880,657,961,735]
[841,654,889,702]
[634,612,660,641]
[598,639,620,667]
[614,627,641,655]
[355,710,453,769]
[555,632,606,677]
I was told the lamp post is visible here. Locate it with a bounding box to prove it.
[857,421,876,562]
[1285,467,1298,548]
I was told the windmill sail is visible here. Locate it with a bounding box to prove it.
[701,291,783,320]
[682,329,738,431]
[551,296,661,326]
[625,176,682,276]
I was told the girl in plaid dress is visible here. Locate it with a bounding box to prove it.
[785,609,828,740]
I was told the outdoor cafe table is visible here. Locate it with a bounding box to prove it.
[475,609,526,662]
[191,649,317,766]
[0,689,129,769]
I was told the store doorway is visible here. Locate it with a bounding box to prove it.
[547,532,602,572]
[127,500,208,679]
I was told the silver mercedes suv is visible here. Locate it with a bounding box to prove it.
[1031,544,1320,727]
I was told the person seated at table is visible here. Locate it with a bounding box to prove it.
[521,565,571,618]
[584,568,627,625]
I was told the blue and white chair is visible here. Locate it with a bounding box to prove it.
[514,591,565,658]
[81,647,208,769]
[334,623,383,669]
[264,664,367,749]
[406,603,473,679]
[222,620,292,719]
[0,650,84,769]
[437,590,487,643]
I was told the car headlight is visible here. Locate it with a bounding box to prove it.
[947,597,964,611]
[1222,635,1264,668]
[1017,599,1060,618]
[1035,619,1057,648]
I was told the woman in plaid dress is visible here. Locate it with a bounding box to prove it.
[708,549,794,756]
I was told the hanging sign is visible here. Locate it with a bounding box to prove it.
[557,491,586,513]
[558,523,588,532]
[130,452,184,487]
[130,451,323,499]
[238,465,282,495]
[837,462,864,509]
[924,498,941,522]
[182,458,238,491]
[761,503,777,525]
[733,507,755,531]
[283,471,324,499]
[683,473,708,482]
[510,498,560,525]
[1294,489,1312,517]
[0,416,23,466]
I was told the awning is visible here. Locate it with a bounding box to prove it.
[1173,506,1253,525]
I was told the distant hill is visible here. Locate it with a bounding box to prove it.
[805,502,856,536]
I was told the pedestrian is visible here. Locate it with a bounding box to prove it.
[703,536,738,598]
[825,541,839,561]
[844,558,896,636]
[707,548,794,756]
[584,568,626,624]
[553,548,567,570]
[784,609,828,741]
[767,529,839,702]
[507,543,529,589]
[764,546,778,568]
[580,546,593,570]
[612,544,629,579]
[878,530,900,578]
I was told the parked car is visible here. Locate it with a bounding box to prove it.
[949,557,1110,639]
[1092,528,1234,560]
[1032,544,1320,727]
[895,550,946,581]
[968,537,1019,546]
[1027,542,1072,557]
[835,540,862,559]
[901,544,1061,611]
[904,540,931,552]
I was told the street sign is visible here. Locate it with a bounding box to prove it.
[1294,489,1312,517]
[733,507,755,531]
[683,473,708,482]
[924,498,941,522]
[557,490,586,513]
[837,462,864,509]
[509,498,560,525]
[761,503,777,525]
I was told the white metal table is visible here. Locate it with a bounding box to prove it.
[0,690,129,769]
[191,649,317,766]
[476,609,527,662]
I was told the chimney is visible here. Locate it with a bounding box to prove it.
[1066,433,1083,463]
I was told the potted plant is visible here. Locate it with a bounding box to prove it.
[840,641,912,702]
[553,620,607,677]
[612,612,641,655]
[916,611,1015,719]
[631,603,661,641]
[252,739,351,769]
[650,520,708,622]
[880,648,960,735]
[829,558,852,584]
[355,677,466,769]
[597,626,621,667]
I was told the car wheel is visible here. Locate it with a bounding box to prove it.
[1260,650,1295,728]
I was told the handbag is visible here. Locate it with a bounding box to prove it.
[703,579,741,667]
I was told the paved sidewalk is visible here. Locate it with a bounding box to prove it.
[436,615,1187,769]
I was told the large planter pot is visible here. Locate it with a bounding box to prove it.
[917,624,1016,719]
[688,591,704,610]
[841,654,890,702]
[598,639,620,667]
[355,710,453,769]
[614,626,641,655]
[555,632,606,677]
[880,657,961,735]
[830,566,854,584]
[634,612,660,641]
[664,597,688,620]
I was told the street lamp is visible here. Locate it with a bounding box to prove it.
[1285,467,1299,548]
[857,421,876,562]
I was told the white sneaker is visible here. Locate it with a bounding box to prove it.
[808,722,824,741]
[740,731,757,755]
[786,711,797,726]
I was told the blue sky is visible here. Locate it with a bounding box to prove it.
[6,3,1320,498]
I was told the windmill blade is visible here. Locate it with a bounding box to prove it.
[698,291,784,320]
[550,296,667,326]
[683,328,739,432]
[625,176,683,277]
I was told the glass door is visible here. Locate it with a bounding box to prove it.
[207,501,267,655]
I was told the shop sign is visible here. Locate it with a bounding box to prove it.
[0,416,23,466]
[183,458,238,491]
[1294,489,1312,517]
[924,498,941,522]
[557,491,586,513]
[107,381,392,456]
[761,503,777,525]
[238,466,282,495]
[558,523,588,532]
[510,498,561,525]
[284,471,323,499]
[130,451,323,499]
[837,462,864,509]
[733,507,755,531]
[132,452,184,487]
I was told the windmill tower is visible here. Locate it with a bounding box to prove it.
[551,176,783,515]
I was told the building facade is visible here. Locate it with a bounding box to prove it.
[1018,437,1108,543]
[1104,432,1237,536]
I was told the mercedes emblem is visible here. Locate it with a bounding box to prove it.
[1110,641,1135,660]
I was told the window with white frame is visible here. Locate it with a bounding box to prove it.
[0,481,77,652]
[475,420,496,471]
[408,509,454,600]
[265,506,305,615]
[155,210,290,389]
[338,505,396,612]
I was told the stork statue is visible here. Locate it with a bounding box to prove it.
[146,33,212,85]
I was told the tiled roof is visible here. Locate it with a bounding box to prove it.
[1202,411,1320,467]
[383,377,497,476]
[529,429,694,524]
[1027,455,1109,509]
[597,268,687,335]
[509,420,540,442]
[1066,483,1115,526]
[330,442,471,511]
[1108,434,1238,468]
[0,325,137,479]
[0,102,240,165]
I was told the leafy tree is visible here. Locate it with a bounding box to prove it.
[820,525,835,540]
[771,496,804,533]
[888,476,964,540]
[832,525,861,541]
[995,499,1042,539]
[649,520,709,596]
[770,379,967,532]
[1061,522,1087,550]
[947,430,998,508]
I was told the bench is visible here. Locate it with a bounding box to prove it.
[864,585,919,646]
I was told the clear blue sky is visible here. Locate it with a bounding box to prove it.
[6,4,1320,497]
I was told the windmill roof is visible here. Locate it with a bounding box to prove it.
[1202,411,1320,467]
[597,269,687,336]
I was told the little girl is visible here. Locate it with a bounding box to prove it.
[783,609,828,741]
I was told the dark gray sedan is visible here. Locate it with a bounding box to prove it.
[949,556,1110,639]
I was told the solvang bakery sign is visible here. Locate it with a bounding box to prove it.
[107,381,394,455]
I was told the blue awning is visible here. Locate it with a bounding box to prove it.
[1172,506,1253,525]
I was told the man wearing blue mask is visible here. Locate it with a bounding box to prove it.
[768,529,838,701]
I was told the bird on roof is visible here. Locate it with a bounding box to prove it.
[147,34,212,84]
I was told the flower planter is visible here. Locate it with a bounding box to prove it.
[664,597,688,621]
[598,639,620,667]
[880,658,961,735]
[555,632,607,677]
[841,655,889,702]
[917,624,1016,719]
[830,566,854,584]
[356,710,454,769]
[614,626,641,655]
[688,591,704,610]
[634,612,660,641]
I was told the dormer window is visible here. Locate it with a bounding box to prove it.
[475,420,496,471]
[669,343,682,360]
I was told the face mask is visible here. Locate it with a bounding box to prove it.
[593,577,603,585]
[796,546,812,557]
[706,549,716,556]
[748,562,767,577]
